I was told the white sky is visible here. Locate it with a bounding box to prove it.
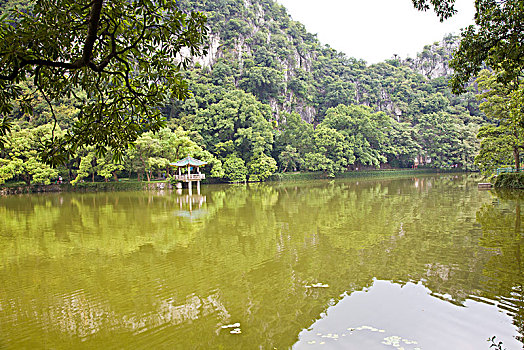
[275,0,476,64]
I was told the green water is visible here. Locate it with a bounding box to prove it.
[0,174,522,349]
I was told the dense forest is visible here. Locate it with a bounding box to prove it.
[0,0,488,185]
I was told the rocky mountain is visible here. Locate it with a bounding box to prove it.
[175,0,478,124]
[404,34,459,79]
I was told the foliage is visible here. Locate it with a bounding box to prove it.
[0,124,59,185]
[191,89,276,167]
[383,120,420,167]
[321,104,388,167]
[411,0,457,21]
[416,111,478,169]
[449,0,523,93]
[494,173,524,189]
[278,145,302,172]
[304,125,354,177]
[274,112,313,171]
[223,154,248,182]
[488,336,506,350]
[416,0,524,93]
[0,0,208,164]
[239,66,285,103]
[248,152,277,181]
[474,70,524,174]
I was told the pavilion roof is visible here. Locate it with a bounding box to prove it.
[170,156,207,167]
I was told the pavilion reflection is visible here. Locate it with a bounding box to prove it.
[174,193,207,219]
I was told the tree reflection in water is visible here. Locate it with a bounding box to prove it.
[476,189,524,344]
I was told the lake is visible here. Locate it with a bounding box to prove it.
[0,174,522,349]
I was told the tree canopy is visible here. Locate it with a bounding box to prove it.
[475,69,524,174]
[414,0,524,93]
[415,0,524,172]
[411,0,457,21]
[450,0,523,93]
[0,0,208,164]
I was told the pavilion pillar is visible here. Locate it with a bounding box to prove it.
[187,164,192,195]
[196,166,201,195]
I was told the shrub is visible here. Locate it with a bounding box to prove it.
[494,173,524,189]
[223,155,248,183]
[248,154,277,182]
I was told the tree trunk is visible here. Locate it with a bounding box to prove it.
[68,161,74,182]
[23,173,31,186]
[515,202,521,234]
[514,147,520,172]
[92,172,95,183]
[113,171,118,182]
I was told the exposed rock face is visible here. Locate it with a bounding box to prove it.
[199,34,222,67]
[403,34,459,79]
[178,1,462,124]
[178,33,222,67]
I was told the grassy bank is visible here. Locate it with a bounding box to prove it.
[267,168,463,182]
[1,169,470,195]
[0,180,171,196]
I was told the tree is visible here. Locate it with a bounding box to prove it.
[123,127,223,181]
[322,104,389,167]
[247,153,277,181]
[450,0,523,93]
[239,66,285,103]
[384,121,420,167]
[411,0,457,21]
[223,155,248,182]
[71,147,97,184]
[474,69,524,173]
[193,89,275,163]
[278,145,302,172]
[416,111,472,168]
[0,0,208,164]
[0,124,59,185]
[274,112,313,171]
[414,0,523,93]
[304,125,354,177]
[475,125,515,175]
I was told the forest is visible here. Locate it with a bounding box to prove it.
[0,0,512,185]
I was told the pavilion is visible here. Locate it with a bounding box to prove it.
[170,156,207,195]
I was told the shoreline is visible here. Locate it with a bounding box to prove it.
[0,169,471,196]
[267,168,465,182]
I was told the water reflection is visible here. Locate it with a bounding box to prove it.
[0,175,522,349]
[296,280,519,349]
[475,189,524,345]
[174,194,207,219]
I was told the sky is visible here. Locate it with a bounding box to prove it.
[275,0,476,64]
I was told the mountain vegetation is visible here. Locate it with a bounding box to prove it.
[0,0,510,184]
